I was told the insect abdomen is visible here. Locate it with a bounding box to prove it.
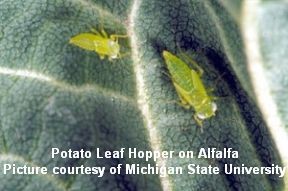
[163,51,195,91]
[69,33,105,51]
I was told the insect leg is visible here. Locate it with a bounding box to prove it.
[170,72,204,128]
[99,54,105,60]
[172,82,191,109]
[101,29,108,38]
[206,87,214,94]
[117,52,131,59]
[95,9,108,38]
[90,28,102,36]
[193,114,203,128]
[159,77,191,108]
[161,69,172,79]
[206,88,218,100]
[110,34,128,42]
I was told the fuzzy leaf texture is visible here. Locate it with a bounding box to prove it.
[254,0,288,185]
[258,1,288,146]
[0,0,284,191]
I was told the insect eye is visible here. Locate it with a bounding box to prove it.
[212,102,217,112]
[110,55,117,59]
[197,113,206,120]
[109,41,115,46]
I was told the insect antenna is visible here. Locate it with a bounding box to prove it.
[157,98,180,106]
[209,72,230,99]
[213,72,226,87]
[189,125,201,146]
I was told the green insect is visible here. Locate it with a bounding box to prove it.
[162,50,217,127]
[69,28,127,61]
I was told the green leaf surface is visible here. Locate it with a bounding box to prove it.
[0,0,284,190]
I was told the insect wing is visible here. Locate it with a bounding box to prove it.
[190,69,206,93]
[69,33,100,51]
[163,51,194,92]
